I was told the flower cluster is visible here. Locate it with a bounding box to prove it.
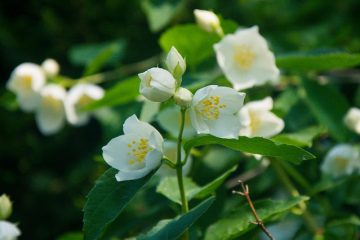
[0,194,21,240]
[7,60,104,135]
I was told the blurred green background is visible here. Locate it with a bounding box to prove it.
[1,0,360,239]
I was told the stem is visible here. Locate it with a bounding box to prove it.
[176,108,189,240]
[270,159,322,235]
[233,182,274,240]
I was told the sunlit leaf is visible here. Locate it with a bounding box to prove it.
[272,126,325,147]
[184,135,315,164]
[204,196,309,240]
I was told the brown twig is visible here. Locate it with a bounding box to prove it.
[232,181,274,240]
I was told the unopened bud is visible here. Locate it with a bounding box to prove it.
[0,194,12,220]
[41,58,60,77]
[174,87,193,108]
[165,47,186,81]
[194,9,223,36]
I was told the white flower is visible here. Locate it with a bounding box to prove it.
[321,144,360,178]
[189,85,245,139]
[6,63,46,112]
[165,47,186,79]
[174,87,193,108]
[41,58,60,77]
[35,84,66,135]
[102,115,164,181]
[138,68,177,102]
[0,194,12,220]
[193,9,222,35]
[157,106,196,139]
[344,107,360,134]
[0,221,21,240]
[214,26,279,90]
[238,97,284,138]
[157,140,192,177]
[65,83,104,126]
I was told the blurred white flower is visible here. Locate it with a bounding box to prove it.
[41,58,60,77]
[138,67,176,102]
[165,47,186,80]
[6,63,46,112]
[102,115,164,181]
[65,83,104,126]
[140,98,161,123]
[214,26,279,90]
[0,195,12,220]
[157,106,196,139]
[157,140,192,177]
[174,87,193,108]
[193,9,222,36]
[190,85,245,139]
[0,220,21,240]
[238,97,284,138]
[35,84,66,135]
[321,144,360,178]
[344,107,360,134]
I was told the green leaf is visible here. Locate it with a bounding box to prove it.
[299,79,352,141]
[277,51,360,72]
[157,166,237,204]
[273,88,300,117]
[184,135,315,164]
[85,76,139,110]
[69,39,126,67]
[272,126,325,147]
[83,168,156,240]
[159,24,220,67]
[138,197,215,240]
[204,196,309,240]
[56,232,83,240]
[141,0,185,32]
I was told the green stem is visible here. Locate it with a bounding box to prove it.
[270,159,322,236]
[176,108,189,240]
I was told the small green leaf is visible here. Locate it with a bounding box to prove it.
[157,166,237,204]
[138,197,215,240]
[300,78,352,142]
[85,76,139,110]
[83,168,157,240]
[69,39,126,67]
[141,0,185,32]
[204,196,309,240]
[277,51,360,72]
[184,135,315,164]
[272,126,325,147]
[159,24,220,67]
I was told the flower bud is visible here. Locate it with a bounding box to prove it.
[139,67,176,102]
[174,87,193,108]
[165,47,186,80]
[41,58,60,77]
[194,9,223,36]
[0,194,12,220]
[344,107,360,134]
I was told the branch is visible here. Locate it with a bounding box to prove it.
[232,181,274,240]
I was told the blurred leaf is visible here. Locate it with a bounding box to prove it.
[220,18,238,34]
[309,178,346,195]
[159,24,220,67]
[83,168,157,240]
[273,88,300,117]
[157,166,236,204]
[327,215,360,227]
[138,197,215,240]
[69,39,126,68]
[140,100,161,122]
[85,76,139,110]
[204,196,309,240]
[184,135,315,164]
[57,232,83,240]
[299,79,351,141]
[141,0,185,32]
[0,91,17,111]
[277,51,360,72]
[272,126,325,147]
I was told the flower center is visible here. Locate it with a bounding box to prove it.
[127,138,151,165]
[334,156,349,172]
[144,74,152,87]
[76,94,93,111]
[233,45,255,70]
[20,75,33,91]
[197,95,226,120]
[249,111,262,134]
[42,96,62,112]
